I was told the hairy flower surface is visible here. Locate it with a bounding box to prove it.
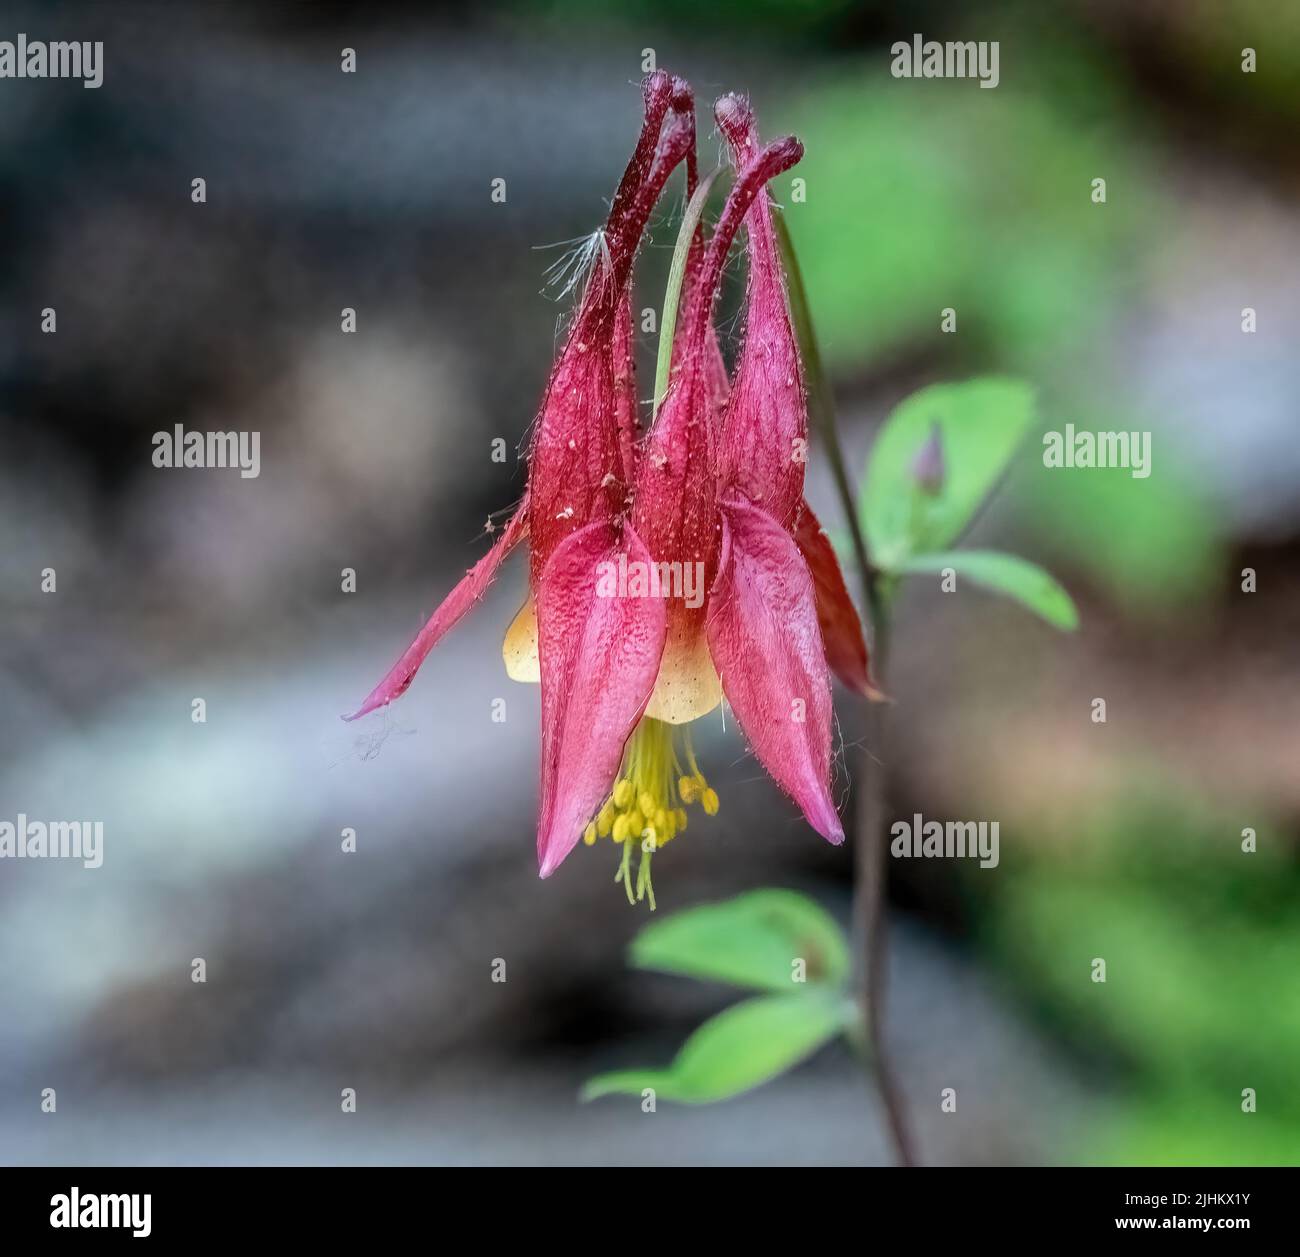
[347,76,874,905]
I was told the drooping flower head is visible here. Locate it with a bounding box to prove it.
[568,100,883,903]
[347,78,876,908]
[566,126,847,899]
[535,132,810,897]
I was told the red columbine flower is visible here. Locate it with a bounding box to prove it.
[570,99,879,904]
[348,79,875,907]
[566,126,832,903]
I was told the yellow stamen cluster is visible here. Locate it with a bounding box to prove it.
[582,715,718,909]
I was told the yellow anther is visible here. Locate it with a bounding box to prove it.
[587,718,720,903]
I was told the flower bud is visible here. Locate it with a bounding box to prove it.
[912,422,946,496]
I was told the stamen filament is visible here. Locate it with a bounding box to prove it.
[584,716,719,909]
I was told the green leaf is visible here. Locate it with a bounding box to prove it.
[901,550,1079,630]
[583,991,850,1104]
[783,72,1167,373]
[630,888,849,991]
[862,378,1036,568]
[652,169,719,418]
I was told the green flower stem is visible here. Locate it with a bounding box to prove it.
[777,214,918,1168]
[653,170,719,419]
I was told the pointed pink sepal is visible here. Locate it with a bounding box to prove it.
[343,499,529,721]
[707,495,843,843]
[536,520,667,877]
[715,94,807,530]
[793,501,882,700]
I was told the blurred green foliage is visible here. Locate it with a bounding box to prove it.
[782,56,1225,611]
[1017,442,1225,611]
[988,795,1299,1165]
[782,56,1160,371]
[1160,0,1300,122]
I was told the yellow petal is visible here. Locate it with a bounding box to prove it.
[502,596,540,683]
[645,628,721,724]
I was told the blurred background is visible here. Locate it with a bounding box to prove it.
[1,0,1296,1166]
